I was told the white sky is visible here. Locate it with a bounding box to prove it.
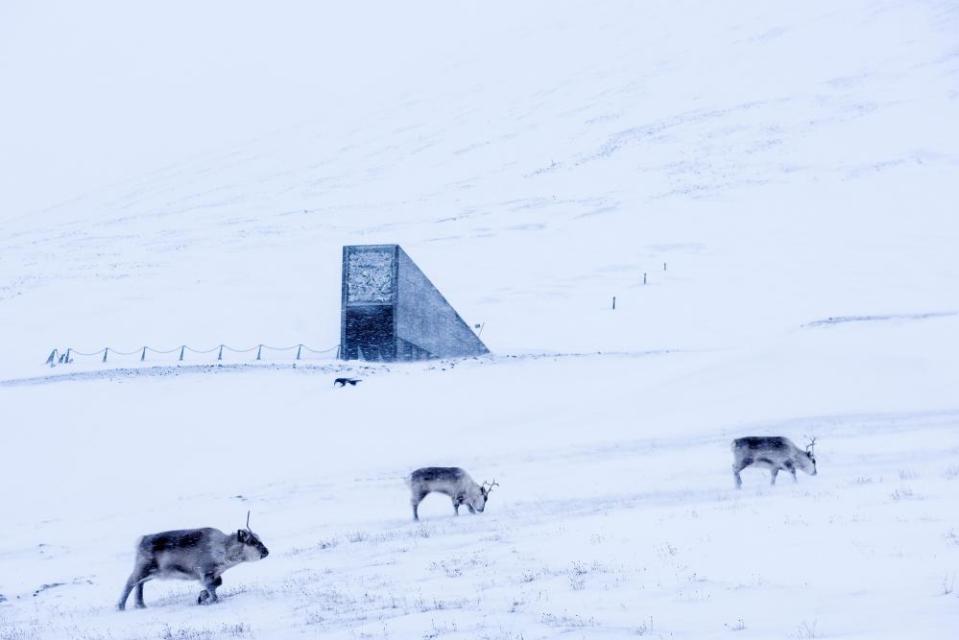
[0,0,503,220]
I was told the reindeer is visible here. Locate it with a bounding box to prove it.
[732,436,817,488]
[117,512,269,610]
[407,467,498,521]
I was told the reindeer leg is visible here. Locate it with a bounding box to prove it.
[198,573,220,605]
[732,458,751,489]
[770,467,779,486]
[411,491,427,521]
[117,574,138,611]
[118,563,151,611]
[197,576,222,604]
[134,579,148,609]
[784,460,798,483]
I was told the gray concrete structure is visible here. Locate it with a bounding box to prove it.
[340,244,488,361]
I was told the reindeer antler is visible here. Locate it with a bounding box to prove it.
[245,510,252,531]
[482,480,500,494]
[805,437,817,453]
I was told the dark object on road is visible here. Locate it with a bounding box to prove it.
[334,377,362,388]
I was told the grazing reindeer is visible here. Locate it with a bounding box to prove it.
[117,512,269,610]
[407,467,498,521]
[333,377,361,388]
[732,436,817,488]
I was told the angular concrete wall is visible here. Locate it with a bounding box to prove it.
[340,244,488,361]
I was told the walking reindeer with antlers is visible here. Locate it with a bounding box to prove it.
[731,436,818,488]
[117,512,270,610]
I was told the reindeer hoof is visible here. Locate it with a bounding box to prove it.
[197,591,211,605]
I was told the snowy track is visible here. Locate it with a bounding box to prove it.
[0,349,677,388]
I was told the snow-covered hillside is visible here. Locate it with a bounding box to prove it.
[1,1,958,638]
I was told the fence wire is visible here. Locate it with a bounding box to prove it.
[45,342,340,367]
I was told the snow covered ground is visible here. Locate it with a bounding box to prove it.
[2,1,958,638]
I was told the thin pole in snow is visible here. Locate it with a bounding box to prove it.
[612,296,616,310]
[643,273,647,285]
